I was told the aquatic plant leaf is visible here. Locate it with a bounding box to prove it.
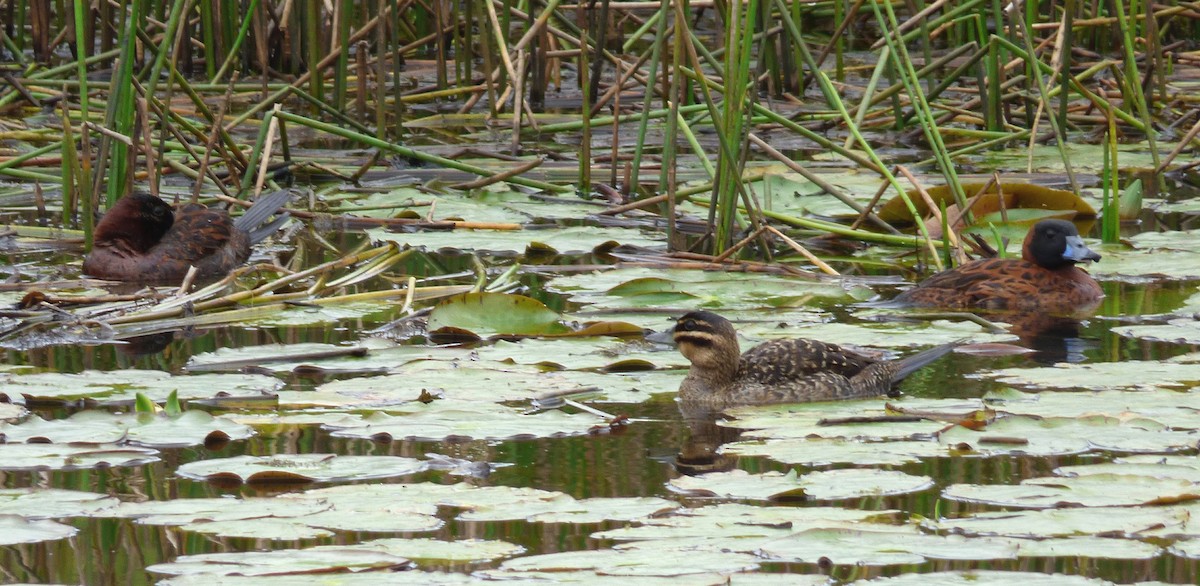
[550,267,859,311]
[0,488,119,519]
[369,225,665,254]
[877,182,1095,225]
[0,514,77,545]
[594,503,902,545]
[722,437,945,466]
[324,405,609,441]
[668,468,932,501]
[982,355,1200,390]
[986,388,1200,430]
[743,318,1017,347]
[428,292,570,336]
[288,364,587,408]
[943,473,1200,508]
[458,496,677,523]
[1114,319,1200,345]
[0,410,253,448]
[0,370,281,405]
[723,398,985,441]
[147,545,412,577]
[175,454,427,484]
[0,402,26,420]
[180,518,336,540]
[0,443,159,470]
[759,528,1017,565]
[496,547,761,576]
[939,414,1195,456]
[473,337,688,370]
[929,502,1200,539]
[850,570,1115,585]
[101,496,332,525]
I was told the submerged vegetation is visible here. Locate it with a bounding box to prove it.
[1,0,1200,583]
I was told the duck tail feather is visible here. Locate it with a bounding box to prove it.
[234,189,292,239]
[891,341,959,381]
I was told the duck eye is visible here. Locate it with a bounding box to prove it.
[680,320,695,331]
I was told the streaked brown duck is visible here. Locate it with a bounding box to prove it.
[672,311,956,409]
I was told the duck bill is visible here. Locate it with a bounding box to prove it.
[1062,235,1101,263]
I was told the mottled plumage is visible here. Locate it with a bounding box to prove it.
[672,311,956,409]
[83,191,290,283]
[893,219,1103,314]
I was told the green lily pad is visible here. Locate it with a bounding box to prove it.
[147,543,413,577]
[458,496,676,523]
[1114,318,1200,345]
[324,404,610,441]
[938,414,1196,456]
[428,292,570,336]
[930,502,1200,538]
[723,398,985,441]
[669,468,933,501]
[943,473,1200,508]
[0,370,281,405]
[0,514,77,545]
[175,454,427,484]
[0,410,253,448]
[987,388,1200,430]
[368,225,665,254]
[982,354,1200,390]
[851,570,1115,585]
[0,443,159,470]
[0,488,119,519]
[722,438,945,466]
[0,403,25,420]
[759,528,1017,565]
[497,547,761,576]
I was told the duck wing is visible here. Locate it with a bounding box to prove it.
[738,338,875,383]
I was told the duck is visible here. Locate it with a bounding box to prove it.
[892,218,1103,314]
[672,311,956,409]
[82,190,291,283]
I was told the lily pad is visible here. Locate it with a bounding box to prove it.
[369,225,665,254]
[0,488,119,519]
[497,547,761,576]
[324,404,611,441]
[0,514,77,545]
[0,410,253,448]
[428,292,570,336]
[174,454,427,484]
[930,502,1200,539]
[669,468,933,501]
[938,414,1197,457]
[722,438,945,466]
[759,528,1017,565]
[982,354,1200,390]
[943,473,1200,508]
[147,543,413,577]
[0,370,281,405]
[851,570,1114,585]
[0,443,160,470]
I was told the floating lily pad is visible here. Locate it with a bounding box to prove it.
[0,443,159,470]
[722,438,945,466]
[428,292,570,336]
[473,337,687,371]
[851,570,1115,585]
[943,473,1200,508]
[369,225,665,254]
[1113,318,1200,345]
[147,543,413,577]
[0,410,253,448]
[929,502,1200,538]
[287,363,583,408]
[0,514,77,545]
[723,398,986,442]
[669,468,933,501]
[324,404,610,441]
[0,403,25,420]
[102,496,331,526]
[987,388,1200,430]
[175,454,427,484]
[982,354,1200,390]
[938,414,1196,456]
[759,528,1017,565]
[458,496,676,523]
[497,547,761,576]
[0,488,119,519]
[549,267,862,311]
[0,370,281,405]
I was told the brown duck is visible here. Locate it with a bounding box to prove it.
[892,219,1103,314]
[82,190,291,283]
[672,311,956,409]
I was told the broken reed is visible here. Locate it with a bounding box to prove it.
[2,0,1196,255]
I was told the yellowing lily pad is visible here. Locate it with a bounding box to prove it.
[429,292,570,336]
